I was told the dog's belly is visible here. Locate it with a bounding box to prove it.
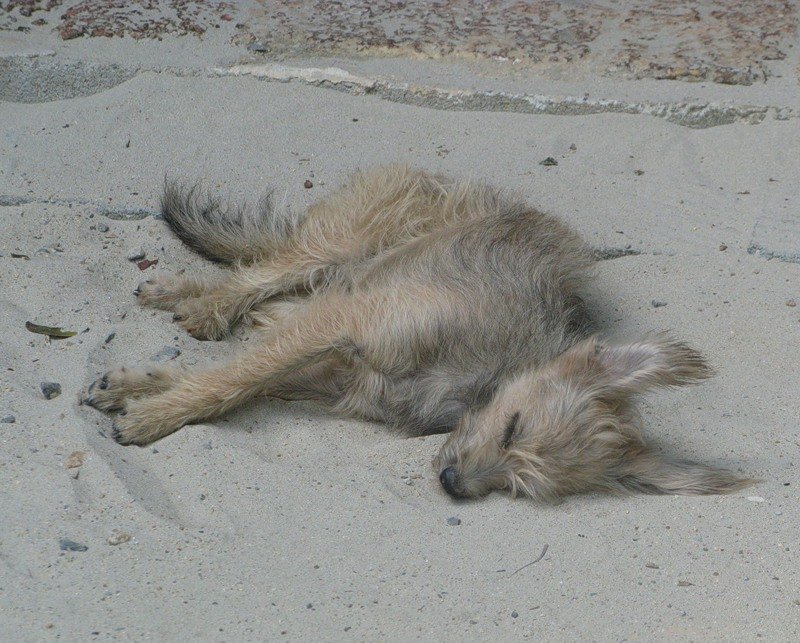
[332,360,500,436]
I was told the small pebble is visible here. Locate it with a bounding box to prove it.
[511,610,519,618]
[786,299,796,308]
[719,243,728,251]
[651,300,668,308]
[303,179,313,189]
[127,248,146,261]
[59,538,87,552]
[645,562,660,569]
[137,258,159,271]
[40,382,62,400]
[151,346,181,361]
[446,516,461,526]
[634,169,645,176]
[104,332,116,344]
[539,157,558,166]
[1,415,15,423]
[747,496,765,503]
[97,223,109,233]
[65,451,85,469]
[107,529,131,546]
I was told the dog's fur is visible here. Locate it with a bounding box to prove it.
[85,165,753,500]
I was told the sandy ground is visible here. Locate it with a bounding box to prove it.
[2,4,800,641]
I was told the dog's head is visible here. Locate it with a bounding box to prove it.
[435,336,751,501]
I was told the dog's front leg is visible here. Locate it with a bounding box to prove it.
[107,294,351,445]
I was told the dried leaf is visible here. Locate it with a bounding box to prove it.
[25,321,77,339]
[10,252,30,260]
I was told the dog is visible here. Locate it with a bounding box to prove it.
[85,165,753,500]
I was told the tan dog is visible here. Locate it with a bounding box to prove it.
[85,166,752,500]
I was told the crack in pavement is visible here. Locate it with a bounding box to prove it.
[747,243,800,264]
[4,192,798,265]
[0,194,158,220]
[592,247,644,261]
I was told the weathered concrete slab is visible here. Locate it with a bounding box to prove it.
[238,0,799,86]
[2,0,798,87]
[1,0,242,38]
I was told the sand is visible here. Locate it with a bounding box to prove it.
[1,6,799,641]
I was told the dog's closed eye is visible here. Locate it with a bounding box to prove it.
[501,411,521,449]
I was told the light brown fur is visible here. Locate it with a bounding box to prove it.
[85,165,754,501]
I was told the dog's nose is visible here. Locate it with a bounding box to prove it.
[439,466,461,497]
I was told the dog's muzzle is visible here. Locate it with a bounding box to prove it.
[439,466,466,498]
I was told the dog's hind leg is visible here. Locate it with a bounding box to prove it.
[134,272,219,311]
[246,295,311,333]
[166,166,452,340]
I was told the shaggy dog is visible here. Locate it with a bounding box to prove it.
[85,166,752,500]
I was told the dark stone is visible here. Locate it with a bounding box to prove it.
[40,382,62,399]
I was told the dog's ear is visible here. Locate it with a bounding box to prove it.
[559,335,713,396]
[615,449,755,495]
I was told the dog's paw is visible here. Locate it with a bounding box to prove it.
[111,403,177,446]
[134,273,187,310]
[84,367,174,412]
[84,368,130,412]
[172,300,230,341]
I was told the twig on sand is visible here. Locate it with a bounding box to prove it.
[509,544,549,576]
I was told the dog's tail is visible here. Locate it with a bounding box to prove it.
[617,451,756,496]
[160,181,304,265]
